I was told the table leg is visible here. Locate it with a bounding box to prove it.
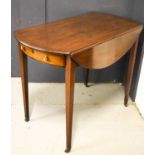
[18,45,29,121]
[84,69,89,87]
[65,56,76,153]
[124,40,139,106]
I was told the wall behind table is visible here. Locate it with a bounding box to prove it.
[11,0,143,86]
[11,0,46,80]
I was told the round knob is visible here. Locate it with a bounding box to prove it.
[43,55,48,61]
[21,46,25,52]
[32,50,35,54]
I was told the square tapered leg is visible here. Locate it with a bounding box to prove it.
[65,56,76,152]
[18,45,29,121]
[124,40,139,106]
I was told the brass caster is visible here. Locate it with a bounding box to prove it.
[65,146,71,153]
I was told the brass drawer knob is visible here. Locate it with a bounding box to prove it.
[21,46,26,52]
[43,55,48,61]
[32,50,35,54]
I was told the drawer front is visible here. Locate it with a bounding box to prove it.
[20,44,66,67]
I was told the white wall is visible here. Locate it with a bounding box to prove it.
[135,61,144,116]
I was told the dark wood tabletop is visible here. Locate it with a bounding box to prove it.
[15,12,142,55]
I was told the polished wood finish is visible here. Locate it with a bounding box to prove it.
[20,44,65,67]
[15,12,142,55]
[65,56,76,153]
[124,40,139,106]
[15,12,143,152]
[18,44,29,122]
[72,28,141,69]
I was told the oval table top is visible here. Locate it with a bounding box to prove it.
[15,12,143,55]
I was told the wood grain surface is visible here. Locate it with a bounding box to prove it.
[15,12,143,55]
[72,28,141,69]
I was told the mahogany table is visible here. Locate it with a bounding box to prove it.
[15,12,143,152]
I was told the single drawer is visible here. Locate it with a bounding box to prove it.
[20,44,66,67]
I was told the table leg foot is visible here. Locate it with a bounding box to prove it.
[84,83,89,87]
[84,69,89,87]
[65,146,71,153]
[25,117,29,122]
[124,96,128,107]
